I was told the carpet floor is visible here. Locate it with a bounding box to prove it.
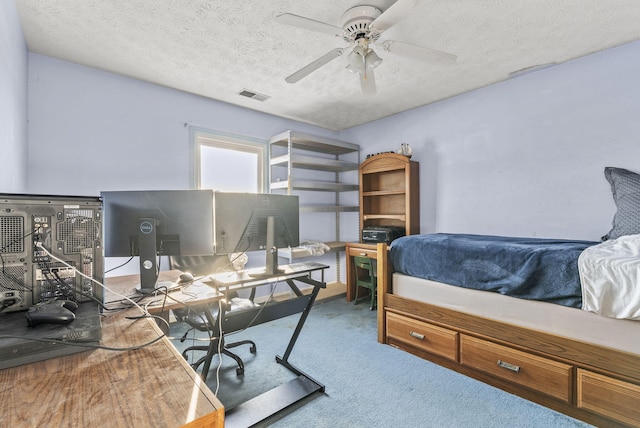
[170,296,592,428]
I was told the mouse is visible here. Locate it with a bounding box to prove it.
[178,272,195,284]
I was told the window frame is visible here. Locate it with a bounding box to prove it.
[190,127,267,192]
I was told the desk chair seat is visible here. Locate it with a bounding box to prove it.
[176,297,258,376]
[353,256,377,310]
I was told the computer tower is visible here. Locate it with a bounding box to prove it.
[0,193,103,313]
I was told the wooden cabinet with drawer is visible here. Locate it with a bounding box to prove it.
[345,242,379,302]
[460,335,573,403]
[386,312,458,362]
[577,369,640,426]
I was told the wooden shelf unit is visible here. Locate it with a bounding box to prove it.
[359,153,420,237]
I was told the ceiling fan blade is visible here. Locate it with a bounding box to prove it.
[275,13,343,37]
[379,39,457,65]
[370,0,432,34]
[360,68,377,96]
[285,48,345,83]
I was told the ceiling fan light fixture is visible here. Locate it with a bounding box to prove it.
[365,49,382,69]
[346,45,366,73]
[278,1,456,95]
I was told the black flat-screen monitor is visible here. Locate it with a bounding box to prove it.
[101,190,215,293]
[212,192,299,277]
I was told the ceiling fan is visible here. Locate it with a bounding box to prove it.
[276,0,457,95]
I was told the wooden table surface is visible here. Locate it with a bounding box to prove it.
[0,271,224,428]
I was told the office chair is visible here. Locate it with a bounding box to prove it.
[353,256,377,310]
[170,255,258,377]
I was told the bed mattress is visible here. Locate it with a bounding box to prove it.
[389,234,598,308]
[393,272,640,355]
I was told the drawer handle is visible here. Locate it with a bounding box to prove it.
[497,360,520,373]
[359,252,367,256]
[409,331,425,340]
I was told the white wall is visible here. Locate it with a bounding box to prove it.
[0,0,28,192]
[27,54,340,196]
[26,54,347,280]
[341,40,640,242]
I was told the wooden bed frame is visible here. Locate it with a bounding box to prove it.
[374,243,640,428]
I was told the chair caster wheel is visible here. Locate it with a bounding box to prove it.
[236,367,244,376]
[250,344,257,353]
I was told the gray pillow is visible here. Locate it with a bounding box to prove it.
[603,167,640,240]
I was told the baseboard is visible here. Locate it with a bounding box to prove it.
[317,281,347,301]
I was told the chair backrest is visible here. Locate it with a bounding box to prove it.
[354,256,375,278]
[182,297,259,331]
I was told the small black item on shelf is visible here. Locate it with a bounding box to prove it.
[365,151,395,159]
[362,226,405,244]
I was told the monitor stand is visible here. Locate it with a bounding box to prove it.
[136,217,161,294]
[136,281,178,294]
[249,246,284,279]
[249,216,284,279]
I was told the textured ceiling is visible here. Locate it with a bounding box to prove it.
[15,0,640,131]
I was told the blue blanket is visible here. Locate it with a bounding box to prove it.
[389,234,599,308]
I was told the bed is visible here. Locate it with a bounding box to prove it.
[375,167,640,427]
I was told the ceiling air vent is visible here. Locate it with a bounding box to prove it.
[237,89,270,102]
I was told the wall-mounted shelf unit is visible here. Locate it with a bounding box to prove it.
[269,131,360,264]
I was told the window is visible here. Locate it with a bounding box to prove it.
[192,128,266,193]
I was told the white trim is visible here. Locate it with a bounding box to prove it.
[189,126,267,192]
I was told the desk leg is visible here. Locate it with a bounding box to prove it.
[277,281,318,362]
[285,279,304,297]
[346,252,355,302]
[275,281,324,392]
[224,277,326,428]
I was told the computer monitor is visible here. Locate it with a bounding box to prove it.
[212,192,299,278]
[101,190,215,293]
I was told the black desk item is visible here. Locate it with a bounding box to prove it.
[0,301,102,369]
[25,299,79,326]
[204,262,328,428]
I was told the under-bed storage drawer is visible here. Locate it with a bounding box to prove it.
[577,369,640,426]
[386,312,458,361]
[460,335,572,402]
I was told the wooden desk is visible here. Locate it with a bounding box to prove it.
[0,272,224,428]
[345,242,379,302]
